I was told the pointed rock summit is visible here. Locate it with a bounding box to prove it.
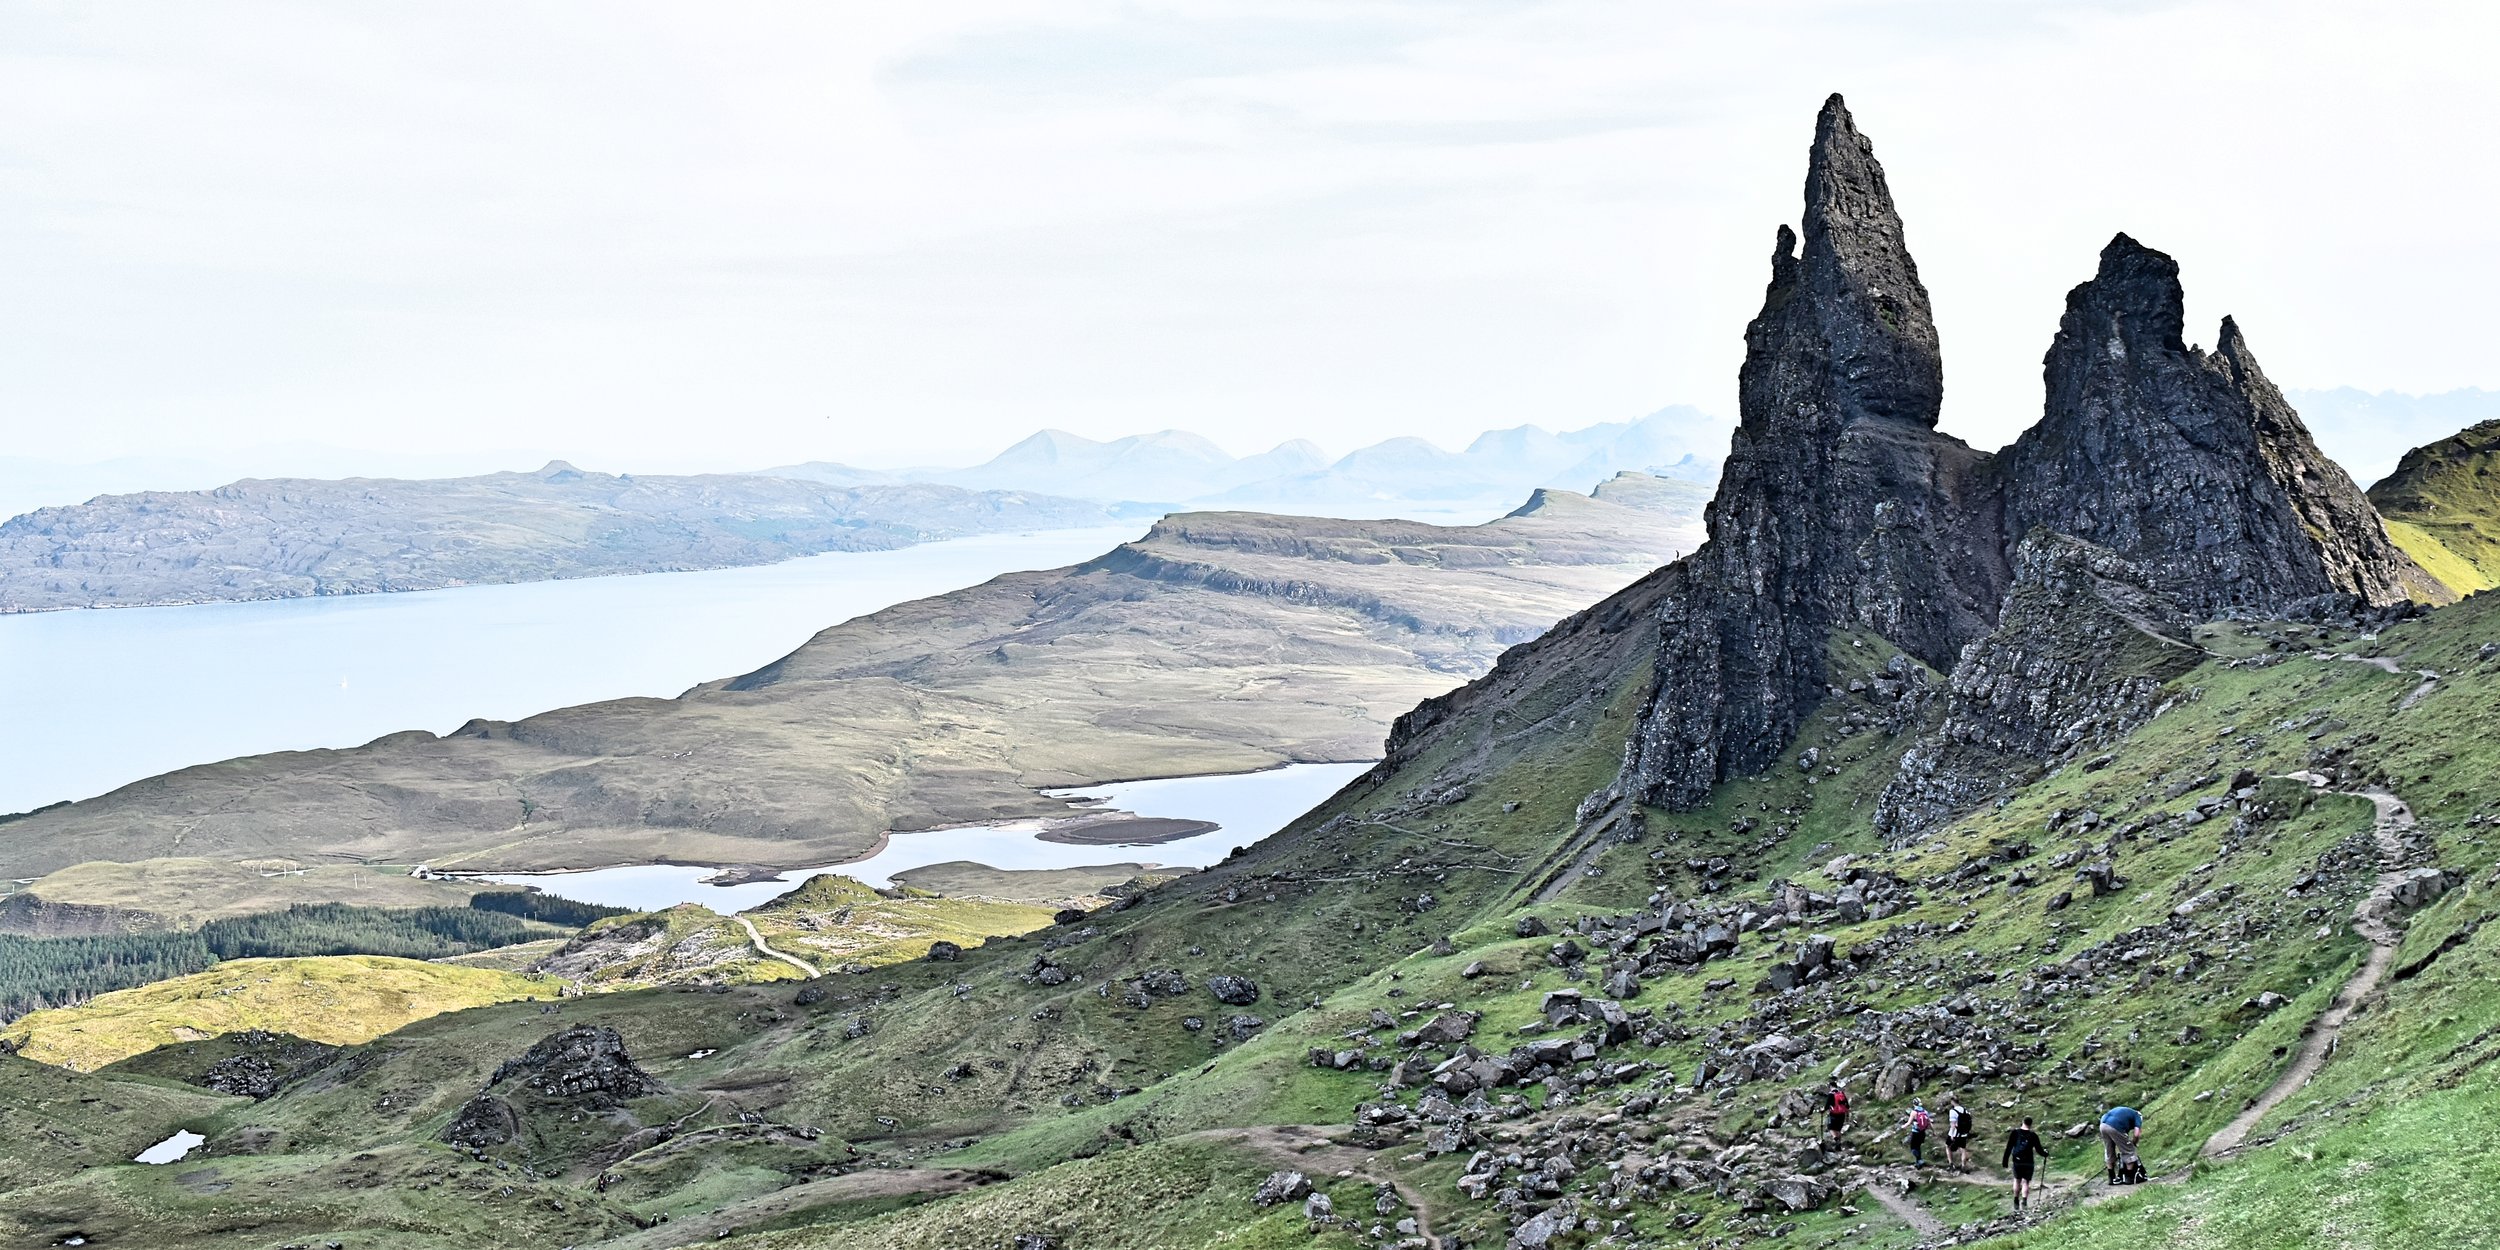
[1619,95,2005,808]
[2005,234,2438,614]
[1385,96,2451,839]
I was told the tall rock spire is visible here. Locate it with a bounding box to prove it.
[1618,96,2005,808]
[1798,93,1943,429]
[2005,234,2441,614]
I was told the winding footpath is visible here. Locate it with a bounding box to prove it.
[1876,778,2423,1242]
[736,915,821,979]
[2199,781,2415,1156]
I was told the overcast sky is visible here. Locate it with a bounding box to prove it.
[3,1,2494,474]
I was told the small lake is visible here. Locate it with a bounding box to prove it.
[0,526,1143,813]
[134,1130,205,1165]
[474,760,1375,913]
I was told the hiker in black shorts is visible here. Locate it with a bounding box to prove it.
[1824,1081,1850,1149]
[2002,1116,2047,1211]
[1945,1099,1975,1171]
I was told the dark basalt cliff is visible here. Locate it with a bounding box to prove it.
[1618,95,2007,809]
[2005,235,2439,615]
[1397,94,2444,835]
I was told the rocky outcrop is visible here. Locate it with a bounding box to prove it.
[487,1025,653,1105]
[1618,94,2007,808]
[2005,235,2439,616]
[1875,532,2205,840]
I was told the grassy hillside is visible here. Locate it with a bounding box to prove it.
[1,955,558,1070]
[2371,417,2500,594]
[6,579,2493,1248]
[0,856,509,933]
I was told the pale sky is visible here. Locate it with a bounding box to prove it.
[3,1,2495,474]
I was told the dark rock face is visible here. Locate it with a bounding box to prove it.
[1208,975,1261,1006]
[1876,533,2205,840]
[2005,235,2437,615]
[439,1093,522,1148]
[1378,95,2448,839]
[1620,94,2008,808]
[486,1025,653,1106]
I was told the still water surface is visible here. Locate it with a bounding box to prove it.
[0,527,1143,813]
[475,761,1375,913]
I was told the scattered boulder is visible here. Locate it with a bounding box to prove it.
[1208,975,1262,1005]
[1252,1170,1312,1207]
[925,940,963,962]
[439,1094,521,1148]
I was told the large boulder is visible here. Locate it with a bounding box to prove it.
[1208,975,1261,1005]
[1252,1170,1311,1207]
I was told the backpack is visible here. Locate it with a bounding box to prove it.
[1953,1109,1972,1136]
[1911,1109,1931,1132]
[1830,1089,1850,1115]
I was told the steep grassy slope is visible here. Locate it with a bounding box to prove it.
[2371,417,2500,594]
[2,955,559,1070]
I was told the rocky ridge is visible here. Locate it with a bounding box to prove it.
[1498,93,2441,840]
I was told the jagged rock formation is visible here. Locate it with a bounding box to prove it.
[1600,99,2444,829]
[2004,235,2441,615]
[442,1025,656,1148]
[1874,532,2205,839]
[1618,95,2008,809]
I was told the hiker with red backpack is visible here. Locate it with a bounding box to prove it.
[1824,1082,1851,1149]
[1905,1100,1933,1166]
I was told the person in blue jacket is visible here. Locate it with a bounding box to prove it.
[2099,1105,2143,1182]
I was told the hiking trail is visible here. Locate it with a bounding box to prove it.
[736,916,820,978]
[2200,782,2415,1157]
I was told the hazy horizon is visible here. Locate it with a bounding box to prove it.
[6,3,2498,478]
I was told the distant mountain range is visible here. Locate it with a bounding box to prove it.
[767,405,1730,516]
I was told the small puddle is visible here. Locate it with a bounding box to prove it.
[133,1130,205,1165]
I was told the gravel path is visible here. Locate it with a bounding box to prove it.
[736,915,821,978]
[2200,785,2415,1156]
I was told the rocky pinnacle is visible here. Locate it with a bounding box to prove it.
[2005,234,2440,615]
[1618,95,2006,809]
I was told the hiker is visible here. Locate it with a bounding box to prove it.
[1905,1100,1933,1166]
[1824,1082,1851,1149]
[2100,1105,2143,1183]
[2002,1116,2047,1211]
[1946,1099,1975,1171]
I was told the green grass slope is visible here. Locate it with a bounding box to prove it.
[2370,417,2500,595]
[1,955,559,1070]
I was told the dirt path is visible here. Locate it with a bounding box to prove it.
[737,915,820,978]
[1189,1124,1442,1245]
[1866,1184,1945,1237]
[2200,786,2414,1157]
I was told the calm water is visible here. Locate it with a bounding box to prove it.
[475,761,1374,913]
[0,527,1142,814]
[134,1130,205,1164]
